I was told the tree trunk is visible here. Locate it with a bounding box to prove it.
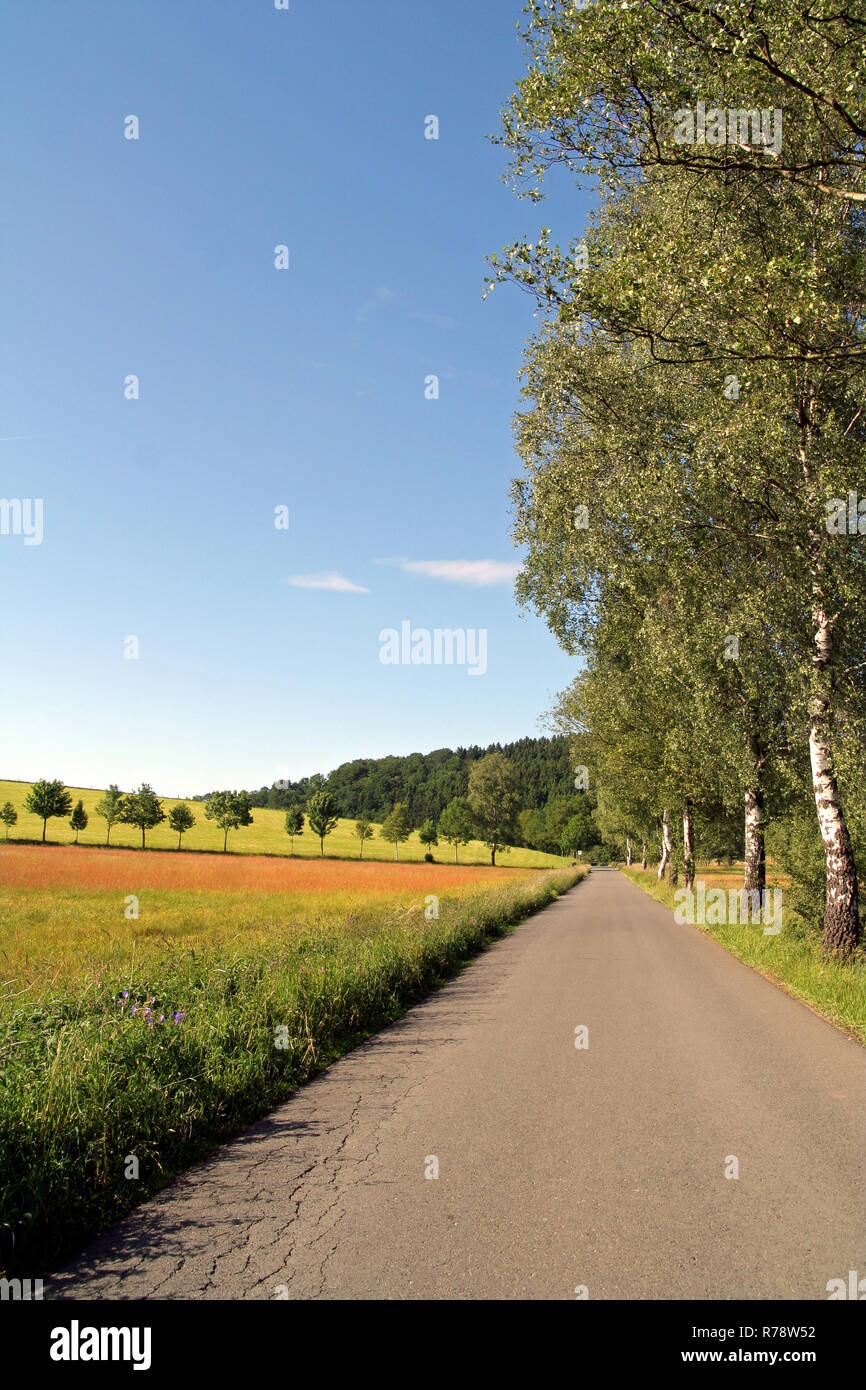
[682,802,695,891]
[491,846,496,866]
[141,827,146,849]
[802,421,860,958]
[625,836,633,867]
[743,787,766,896]
[657,810,672,880]
[42,818,47,843]
[224,829,228,852]
[106,826,111,846]
[395,843,398,861]
[810,664,860,959]
[454,844,458,863]
[640,841,647,870]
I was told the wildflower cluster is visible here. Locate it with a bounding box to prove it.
[118,990,185,1027]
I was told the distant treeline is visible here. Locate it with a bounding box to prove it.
[199,737,576,829]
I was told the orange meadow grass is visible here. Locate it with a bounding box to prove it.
[0,843,530,896]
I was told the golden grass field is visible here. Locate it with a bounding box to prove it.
[0,779,565,868]
[0,839,552,1002]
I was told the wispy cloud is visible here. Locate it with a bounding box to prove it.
[356,286,402,324]
[286,571,370,594]
[375,558,521,587]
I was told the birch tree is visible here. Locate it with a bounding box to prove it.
[494,21,866,954]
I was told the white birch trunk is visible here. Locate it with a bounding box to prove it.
[810,608,860,957]
[657,810,672,881]
[682,801,695,890]
[801,413,860,957]
[743,787,766,896]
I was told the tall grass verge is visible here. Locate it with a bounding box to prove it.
[0,869,582,1276]
[620,865,866,1046]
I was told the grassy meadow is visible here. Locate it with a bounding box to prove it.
[0,779,566,868]
[0,832,584,1276]
[622,864,866,1046]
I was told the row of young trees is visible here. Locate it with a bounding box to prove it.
[15,779,253,851]
[492,0,866,959]
[11,758,600,865]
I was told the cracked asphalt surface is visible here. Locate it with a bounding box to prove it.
[50,868,866,1300]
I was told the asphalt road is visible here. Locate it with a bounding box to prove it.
[51,867,866,1300]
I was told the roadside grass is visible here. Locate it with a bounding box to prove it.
[620,864,866,1046]
[0,867,584,1277]
[0,779,566,868]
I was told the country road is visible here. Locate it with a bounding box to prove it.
[51,868,866,1301]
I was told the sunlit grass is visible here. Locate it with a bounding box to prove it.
[0,866,584,1277]
[621,864,866,1045]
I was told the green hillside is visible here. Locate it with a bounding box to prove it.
[0,780,568,868]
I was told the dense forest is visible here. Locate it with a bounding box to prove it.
[197,737,601,854]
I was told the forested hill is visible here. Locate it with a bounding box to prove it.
[234,737,573,826]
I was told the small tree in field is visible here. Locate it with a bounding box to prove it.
[70,800,88,844]
[285,806,305,855]
[169,803,195,849]
[468,753,519,866]
[354,817,374,858]
[560,814,590,867]
[25,779,73,843]
[1,802,18,841]
[120,784,166,849]
[438,797,473,863]
[95,785,125,846]
[307,791,339,856]
[380,803,411,861]
[419,818,439,859]
[205,791,254,852]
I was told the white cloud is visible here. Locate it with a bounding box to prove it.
[286,571,370,593]
[382,558,521,587]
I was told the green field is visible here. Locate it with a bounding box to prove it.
[0,779,567,868]
[0,862,584,1276]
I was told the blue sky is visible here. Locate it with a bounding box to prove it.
[1,0,590,797]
